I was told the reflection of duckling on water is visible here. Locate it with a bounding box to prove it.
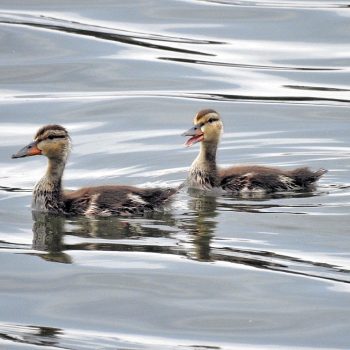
[32,212,71,264]
[31,211,182,263]
[186,195,217,262]
[12,125,177,216]
[182,109,327,194]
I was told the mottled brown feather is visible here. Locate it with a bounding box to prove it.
[63,185,177,216]
[219,165,286,178]
[219,166,327,193]
[35,124,68,140]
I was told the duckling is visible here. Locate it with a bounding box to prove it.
[182,109,327,194]
[12,125,177,216]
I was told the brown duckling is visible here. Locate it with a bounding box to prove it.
[182,109,327,194]
[12,125,177,216]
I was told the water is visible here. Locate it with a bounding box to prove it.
[0,1,350,349]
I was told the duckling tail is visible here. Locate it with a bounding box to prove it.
[161,182,187,199]
[142,186,178,206]
[314,168,328,179]
[163,187,179,200]
[290,167,327,187]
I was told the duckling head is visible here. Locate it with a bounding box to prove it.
[12,124,71,160]
[182,109,223,147]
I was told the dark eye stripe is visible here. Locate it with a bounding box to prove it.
[196,118,219,128]
[47,135,66,140]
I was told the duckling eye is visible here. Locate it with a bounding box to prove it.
[208,118,213,123]
[48,135,55,140]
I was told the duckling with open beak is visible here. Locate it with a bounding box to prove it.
[182,109,327,194]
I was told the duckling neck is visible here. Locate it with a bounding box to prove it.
[189,141,219,189]
[32,157,66,213]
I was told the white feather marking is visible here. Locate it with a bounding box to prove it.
[85,194,113,216]
[128,193,147,205]
[278,175,300,190]
[97,209,112,217]
[84,193,101,216]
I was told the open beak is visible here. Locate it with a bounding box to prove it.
[182,125,204,147]
[12,141,42,159]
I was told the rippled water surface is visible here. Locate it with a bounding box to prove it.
[1,1,350,349]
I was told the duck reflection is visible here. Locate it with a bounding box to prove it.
[185,192,350,283]
[30,194,348,284]
[32,211,71,264]
[185,192,292,268]
[184,190,218,261]
[30,193,302,267]
[183,189,307,262]
[31,210,187,264]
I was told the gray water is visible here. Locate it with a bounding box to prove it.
[0,1,350,349]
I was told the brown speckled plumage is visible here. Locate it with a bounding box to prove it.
[12,125,177,216]
[64,185,177,216]
[183,109,327,194]
[219,165,326,194]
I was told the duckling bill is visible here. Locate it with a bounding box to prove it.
[12,125,177,216]
[12,141,42,158]
[182,109,327,194]
[182,124,204,147]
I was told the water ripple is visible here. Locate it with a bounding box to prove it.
[13,211,346,286]
[0,12,222,56]
[159,56,340,72]
[0,91,349,106]
[0,322,235,350]
[0,2,350,349]
[196,0,350,9]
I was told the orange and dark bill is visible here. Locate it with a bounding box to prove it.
[182,125,204,147]
[12,141,42,159]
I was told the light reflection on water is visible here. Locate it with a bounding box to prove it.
[0,0,350,349]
